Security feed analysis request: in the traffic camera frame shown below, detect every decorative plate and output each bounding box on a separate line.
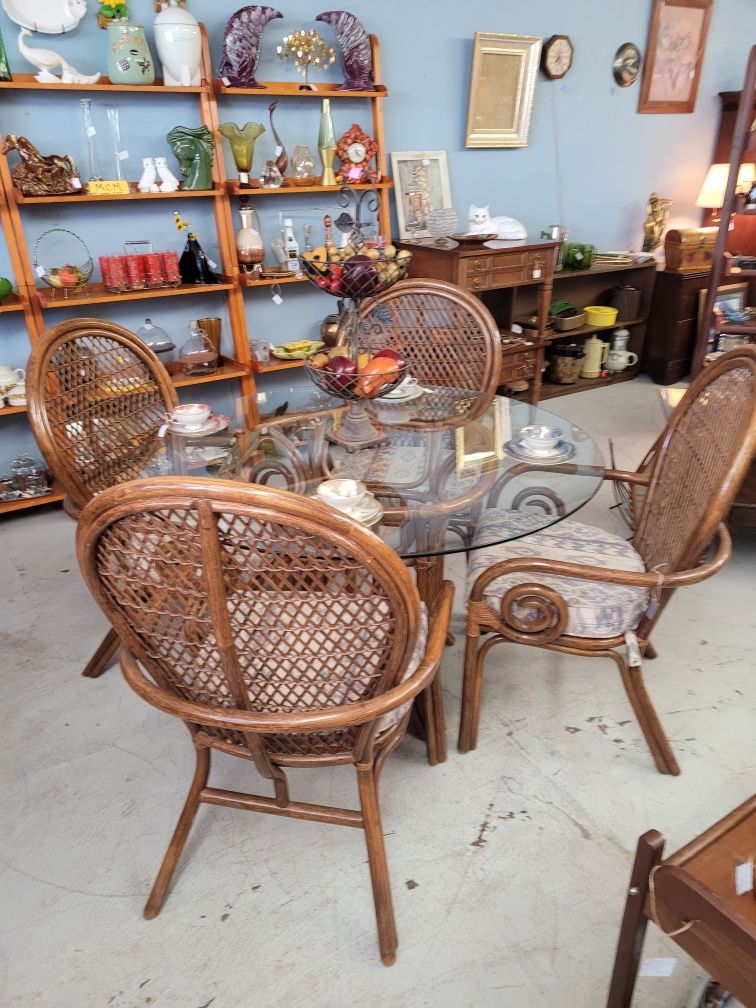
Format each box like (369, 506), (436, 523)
(270, 340), (325, 360)
(450, 233), (498, 243)
(504, 438), (576, 463)
(2, 0), (87, 33)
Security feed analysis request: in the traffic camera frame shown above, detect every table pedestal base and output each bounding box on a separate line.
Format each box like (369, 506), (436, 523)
(327, 402), (389, 453)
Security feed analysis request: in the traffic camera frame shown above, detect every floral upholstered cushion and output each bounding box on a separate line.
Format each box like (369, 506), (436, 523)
(466, 512), (649, 639)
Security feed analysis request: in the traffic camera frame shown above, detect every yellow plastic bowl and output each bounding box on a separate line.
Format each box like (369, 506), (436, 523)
(584, 305), (619, 327)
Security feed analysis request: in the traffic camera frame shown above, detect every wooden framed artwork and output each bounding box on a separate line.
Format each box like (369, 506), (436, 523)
(455, 400), (504, 478)
(465, 33), (541, 148)
(638, 0), (713, 114)
(390, 151), (452, 240)
(697, 281), (749, 343)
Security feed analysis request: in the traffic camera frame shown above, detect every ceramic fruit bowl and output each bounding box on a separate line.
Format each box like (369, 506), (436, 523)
(300, 245), (412, 300)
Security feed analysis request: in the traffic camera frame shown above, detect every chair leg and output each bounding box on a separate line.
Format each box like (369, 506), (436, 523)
(144, 746), (210, 920)
(614, 655), (680, 776)
(606, 830), (665, 1008)
(458, 632), (485, 753)
(644, 642), (658, 660)
(418, 682), (440, 766)
(82, 627), (119, 679)
(430, 667), (447, 764)
(356, 765), (398, 966)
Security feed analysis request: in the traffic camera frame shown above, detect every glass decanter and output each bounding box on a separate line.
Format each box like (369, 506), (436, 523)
(236, 200), (264, 272)
(291, 144), (316, 184)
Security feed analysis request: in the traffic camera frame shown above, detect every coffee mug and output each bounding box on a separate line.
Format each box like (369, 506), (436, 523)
(607, 350), (638, 373)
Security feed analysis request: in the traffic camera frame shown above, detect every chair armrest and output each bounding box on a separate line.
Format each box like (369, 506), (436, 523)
(120, 580), (455, 736)
(603, 468), (652, 487)
(469, 523), (731, 600)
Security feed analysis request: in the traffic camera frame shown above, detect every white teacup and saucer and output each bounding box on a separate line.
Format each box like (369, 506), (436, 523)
(315, 478), (383, 526)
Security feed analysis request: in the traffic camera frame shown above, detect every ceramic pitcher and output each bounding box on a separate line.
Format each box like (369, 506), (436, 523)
(607, 349), (639, 373)
(580, 335), (609, 378)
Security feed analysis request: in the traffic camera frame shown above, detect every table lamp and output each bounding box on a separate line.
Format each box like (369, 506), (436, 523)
(695, 162), (756, 221)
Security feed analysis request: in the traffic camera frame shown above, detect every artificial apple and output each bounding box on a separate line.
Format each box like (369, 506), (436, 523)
(325, 355), (357, 394)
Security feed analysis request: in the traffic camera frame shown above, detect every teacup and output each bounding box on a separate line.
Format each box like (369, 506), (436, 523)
(381, 375), (418, 398)
(5, 382), (26, 406)
(316, 478), (367, 512)
(519, 424), (562, 451)
(171, 403), (212, 430)
(0, 365), (25, 392)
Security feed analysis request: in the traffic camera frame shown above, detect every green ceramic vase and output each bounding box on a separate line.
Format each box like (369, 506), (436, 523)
(106, 20), (156, 86)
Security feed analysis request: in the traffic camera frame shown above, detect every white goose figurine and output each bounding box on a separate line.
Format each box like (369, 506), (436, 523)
(18, 27), (100, 84)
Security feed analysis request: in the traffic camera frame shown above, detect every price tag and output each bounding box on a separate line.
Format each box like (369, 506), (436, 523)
(348, 166), (362, 180)
(532, 267), (541, 278)
(239, 171), (249, 184)
(272, 292), (283, 306)
(87, 180), (131, 196)
(221, 76), (231, 88)
(157, 423), (168, 439)
(640, 958), (677, 978)
(274, 145), (283, 157)
(118, 150), (129, 161)
(86, 126), (96, 138)
(624, 631), (642, 668)
(206, 259), (218, 270)
(735, 861), (754, 896)
(35, 265), (46, 277)
(70, 177), (82, 190)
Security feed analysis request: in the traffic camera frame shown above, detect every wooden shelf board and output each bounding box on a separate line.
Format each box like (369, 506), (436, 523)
(0, 74), (207, 93)
(0, 402), (28, 416)
(170, 359), (248, 387)
(519, 318), (645, 343)
(0, 293), (24, 313)
(15, 188), (223, 204)
(215, 79), (387, 99)
(556, 260), (657, 278)
(227, 179), (393, 197)
(536, 371), (639, 400)
(36, 281), (234, 309)
(0, 486), (64, 516)
(240, 273), (308, 288)
(251, 357), (306, 373)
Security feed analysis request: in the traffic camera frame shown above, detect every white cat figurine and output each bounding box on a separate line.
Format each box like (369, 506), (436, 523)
(467, 204), (527, 241)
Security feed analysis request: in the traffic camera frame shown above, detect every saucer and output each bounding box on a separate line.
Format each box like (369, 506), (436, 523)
(504, 438), (576, 463)
(313, 492), (383, 527)
(377, 384), (424, 402)
(168, 414), (230, 437)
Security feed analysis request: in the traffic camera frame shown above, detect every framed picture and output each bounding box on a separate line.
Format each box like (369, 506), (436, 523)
(697, 282), (749, 345)
(455, 400), (504, 479)
(465, 33), (541, 148)
(638, 0), (713, 114)
(390, 150), (452, 240)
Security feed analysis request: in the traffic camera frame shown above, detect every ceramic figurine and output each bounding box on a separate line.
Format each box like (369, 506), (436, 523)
(642, 192), (673, 252)
(179, 232), (219, 285)
(467, 204), (527, 240)
(167, 125), (214, 190)
(106, 19), (155, 85)
(218, 6), (283, 89)
(17, 28), (100, 83)
(316, 10), (375, 91)
(153, 1), (202, 86)
(155, 156), (180, 191)
(268, 100), (288, 177)
(2, 135), (79, 196)
(0, 25), (12, 81)
(138, 156), (159, 192)
(219, 121), (265, 186)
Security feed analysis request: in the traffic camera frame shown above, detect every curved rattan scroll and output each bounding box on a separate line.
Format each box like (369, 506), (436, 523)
(76, 477), (424, 765)
(358, 279), (502, 422)
(27, 318), (179, 513)
(498, 582), (569, 644)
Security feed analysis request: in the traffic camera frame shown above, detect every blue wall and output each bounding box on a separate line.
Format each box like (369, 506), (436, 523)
(1, 0), (755, 464)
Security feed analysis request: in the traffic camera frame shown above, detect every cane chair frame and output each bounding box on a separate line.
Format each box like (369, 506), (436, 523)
(76, 477), (453, 965)
(459, 347), (756, 775)
(26, 318), (179, 678)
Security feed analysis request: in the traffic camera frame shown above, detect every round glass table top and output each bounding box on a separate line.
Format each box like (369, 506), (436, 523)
(149, 384), (605, 560)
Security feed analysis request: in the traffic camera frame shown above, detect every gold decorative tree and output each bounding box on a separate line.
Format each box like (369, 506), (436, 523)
(277, 29), (335, 90)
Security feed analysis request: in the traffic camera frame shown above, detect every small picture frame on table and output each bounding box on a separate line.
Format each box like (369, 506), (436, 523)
(638, 0), (713, 114)
(390, 150), (452, 241)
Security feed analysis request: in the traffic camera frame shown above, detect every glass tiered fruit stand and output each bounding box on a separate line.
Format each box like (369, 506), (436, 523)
(301, 187), (412, 450)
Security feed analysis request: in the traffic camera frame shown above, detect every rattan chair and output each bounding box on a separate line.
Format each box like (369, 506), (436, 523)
(76, 477), (453, 965)
(459, 347), (756, 775)
(359, 278), (503, 421)
(26, 318), (178, 677)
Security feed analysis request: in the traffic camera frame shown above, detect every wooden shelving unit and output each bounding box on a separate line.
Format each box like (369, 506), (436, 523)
(0, 28), (394, 518)
(0, 484), (65, 517)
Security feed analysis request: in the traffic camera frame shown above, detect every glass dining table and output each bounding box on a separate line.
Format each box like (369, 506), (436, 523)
(142, 381), (605, 761)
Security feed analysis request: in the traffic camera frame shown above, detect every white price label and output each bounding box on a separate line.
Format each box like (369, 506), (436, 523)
(86, 126), (96, 138)
(272, 292), (283, 306)
(157, 423), (168, 439)
(118, 150), (129, 160)
(70, 177), (82, 190)
(35, 265), (46, 277)
(640, 958), (677, 978)
(532, 267), (541, 278)
(735, 861), (754, 896)
(274, 145), (283, 157)
(239, 171), (249, 184)
(221, 76), (231, 88)
(206, 259), (218, 270)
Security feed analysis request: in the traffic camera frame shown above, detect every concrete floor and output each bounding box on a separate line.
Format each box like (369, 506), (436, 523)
(1, 377), (754, 1008)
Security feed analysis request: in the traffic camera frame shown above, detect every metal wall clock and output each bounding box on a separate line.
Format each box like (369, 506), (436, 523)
(613, 42), (642, 87)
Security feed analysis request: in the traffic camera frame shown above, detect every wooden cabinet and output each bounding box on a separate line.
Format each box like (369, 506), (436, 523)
(643, 269), (710, 384)
(400, 240), (657, 402)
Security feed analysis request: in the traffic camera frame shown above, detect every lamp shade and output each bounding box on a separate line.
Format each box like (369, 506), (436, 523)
(695, 162), (756, 208)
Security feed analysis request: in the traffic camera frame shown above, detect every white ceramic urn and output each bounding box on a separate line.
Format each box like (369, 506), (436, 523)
(153, 2), (202, 87)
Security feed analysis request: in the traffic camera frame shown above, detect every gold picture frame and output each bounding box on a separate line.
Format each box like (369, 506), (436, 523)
(638, 0), (713, 114)
(455, 400), (505, 479)
(465, 33), (542, 148)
